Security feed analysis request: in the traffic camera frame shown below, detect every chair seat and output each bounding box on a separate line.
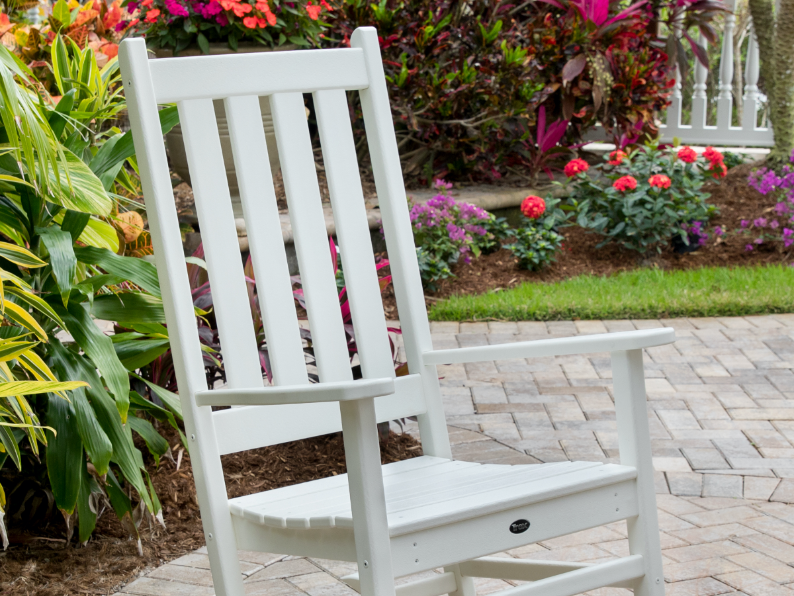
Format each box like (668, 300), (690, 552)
(229, 456), (637, 537)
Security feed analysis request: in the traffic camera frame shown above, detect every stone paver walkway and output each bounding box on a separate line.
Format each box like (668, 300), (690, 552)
(116, 315), (794, 596)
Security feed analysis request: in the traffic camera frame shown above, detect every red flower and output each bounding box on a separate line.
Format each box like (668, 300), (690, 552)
(677, 146), (697, 163)
(521, 195), (546, 219)
(144, 8), (160, 22)
(648, 174), (671, 189)
(711, 162), (727, 178)
(608, 150), (627, 166)
(704, 146), (724, 164)
(564, 158), (589, 178)
(613, 175), (637, 192)
(243, 14), (258, 27)
(101, 42), (119, 58)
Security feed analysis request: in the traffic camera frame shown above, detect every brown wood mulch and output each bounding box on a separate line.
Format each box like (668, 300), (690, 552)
(0, 428), (422, 596)
(379, 162), (793, 315)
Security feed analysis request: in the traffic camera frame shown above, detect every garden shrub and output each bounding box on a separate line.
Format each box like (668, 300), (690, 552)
(505, 195), (563, 270)
(566, 143), (720, 254)
(327, 0), (678, 182)
(408, 181), (496, 287)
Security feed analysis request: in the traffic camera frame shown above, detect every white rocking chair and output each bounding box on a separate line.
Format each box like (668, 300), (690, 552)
(119, 28), (674, 596)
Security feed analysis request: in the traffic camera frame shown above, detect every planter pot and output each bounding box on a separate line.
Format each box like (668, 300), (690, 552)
(153, 43), (295, 219)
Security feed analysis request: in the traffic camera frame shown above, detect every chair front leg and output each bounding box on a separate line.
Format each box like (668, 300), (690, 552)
(340, 398), (397, 596)
(612, 349), (665, 596)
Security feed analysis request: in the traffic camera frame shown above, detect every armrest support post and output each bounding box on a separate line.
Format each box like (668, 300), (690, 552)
(612, 349), (664, 595)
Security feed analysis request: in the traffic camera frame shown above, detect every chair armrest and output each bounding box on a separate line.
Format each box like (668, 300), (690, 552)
(423, 328), (675, 366)
(194, 377), (395, 407)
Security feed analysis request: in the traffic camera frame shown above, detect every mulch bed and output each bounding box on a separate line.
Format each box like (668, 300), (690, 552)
(380, 162), (792, 313)
(0, 427), (421, 596)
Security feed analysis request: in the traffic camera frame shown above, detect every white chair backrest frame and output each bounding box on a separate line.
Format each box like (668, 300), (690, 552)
(118, 28), (453, 466)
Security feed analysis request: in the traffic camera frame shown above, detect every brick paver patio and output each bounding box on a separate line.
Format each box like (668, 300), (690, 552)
(116, 315), (794, 596)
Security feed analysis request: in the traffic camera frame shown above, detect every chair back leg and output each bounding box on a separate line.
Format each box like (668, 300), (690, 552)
(446, 564), (477, 596)
(612, 349), (665, 596)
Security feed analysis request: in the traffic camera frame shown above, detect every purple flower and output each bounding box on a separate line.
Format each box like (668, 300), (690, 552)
(754, 218), (768, 228)
(740, 220), (749, 228)
(714, 226), (724, 236)
(771, 220), (780, 229)
(746, 244), (754, 251)
(754, 237), (764, 244)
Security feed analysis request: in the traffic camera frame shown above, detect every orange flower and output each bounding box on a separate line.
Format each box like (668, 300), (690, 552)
(320, 0), (332, 9)
(142, 0), (154, 7)
(0, 13), (9, 27)
(306, 2), (321, 19)
(232, 2), (251, 16)
(103, 0), (123, 30)
(703, 146), (724, 164)
(711, 162), (727, 178)
(219, 0), (236, 9)
(243, 14), (258, 26)
(520, 195), (546, 219)
(144, 8), (160, 21)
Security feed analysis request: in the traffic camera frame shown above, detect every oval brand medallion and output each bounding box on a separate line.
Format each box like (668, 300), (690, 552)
(509, 519), (530, 534)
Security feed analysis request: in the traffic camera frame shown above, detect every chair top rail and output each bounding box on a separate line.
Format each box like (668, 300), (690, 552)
(195, 376), (395, 407)
(148, 48), (369, 103)
(424, 328), (675, 366)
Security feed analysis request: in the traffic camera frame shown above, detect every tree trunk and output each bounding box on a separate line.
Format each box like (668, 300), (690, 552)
(772, 0), (794, 161)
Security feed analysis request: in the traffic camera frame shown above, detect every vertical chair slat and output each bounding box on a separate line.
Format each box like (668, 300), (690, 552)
(270, 92), (351, 383)
(224, 95), (308, 387)
(313, 89), (394, 381)
(178, 98), (263, 389)
(351, 28), (452, 459)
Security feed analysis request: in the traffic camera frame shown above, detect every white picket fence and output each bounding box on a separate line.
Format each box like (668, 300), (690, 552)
(661, 0), (773, 147)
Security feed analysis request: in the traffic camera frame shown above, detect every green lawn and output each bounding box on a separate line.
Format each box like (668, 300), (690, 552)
(429, 265), (794, 321)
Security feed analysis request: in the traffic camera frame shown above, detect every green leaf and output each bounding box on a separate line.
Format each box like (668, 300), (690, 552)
(88, 107), (179, 181)
(129, 390), (180, 434)
(61, 209), (91, 244)
(68, 348), (153, 513)
(76, 459), (99, 543)
(49, 149), (113, 217)
(45, 394), (82, 514)
(131, 373), (182, 418)
(37, 226), (76, 305)
(91, 293), (166, 325)
(197, 32), (209, 54)
(0, 341), (39, 362)
(55, 302), (130, 419)
(47, 340), (113, 474)
(105, 467), (137, 537)
(48, 89), (76, 140)
(75, 247), (160, 296)
(51, 33), (72, 92)
(0, 424), (20, 471)
(113, 337), (170, 370)
(0, 379), (88, 397)
(78, 218), (119, 252)
(0, 242), (46, 268)
(128, 416), (169, 464)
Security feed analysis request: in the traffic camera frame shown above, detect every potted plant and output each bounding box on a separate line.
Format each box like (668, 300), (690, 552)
(125, 0), (330, 218)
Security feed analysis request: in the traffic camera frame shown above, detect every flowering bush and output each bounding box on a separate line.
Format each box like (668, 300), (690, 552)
(128, 0), (329, 52)
(410, 181), (495, 287)
(738, 151), (794, 253)
(507, 195), (564, 270)
(565, 143), (717, 254)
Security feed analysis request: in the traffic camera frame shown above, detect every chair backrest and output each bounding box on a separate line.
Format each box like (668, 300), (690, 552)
(119, 28), (452, 460)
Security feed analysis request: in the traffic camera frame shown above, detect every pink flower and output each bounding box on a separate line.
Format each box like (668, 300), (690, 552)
(677, 146), (697, 163)
(613, 175), (638, 192)
(521, 195), (546, 219)
(164, 0), (189, 16)
(564, 158), (589, 177)
(648, 174), (671, 189)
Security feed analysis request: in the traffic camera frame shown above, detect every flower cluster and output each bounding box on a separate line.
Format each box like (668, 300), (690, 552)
(740, 150), (794, 255)
(649, 174), (671, 189)
(613, 175), (637, 192)
(608, 150), (627, 166)
(130, 0), (328, 52)
(681, 221), (709, 248)
(703, 146), (727, 178)
(521, 196), (546, 219)
(410, 180), (496, 287)
(564, 158), (590, 178)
